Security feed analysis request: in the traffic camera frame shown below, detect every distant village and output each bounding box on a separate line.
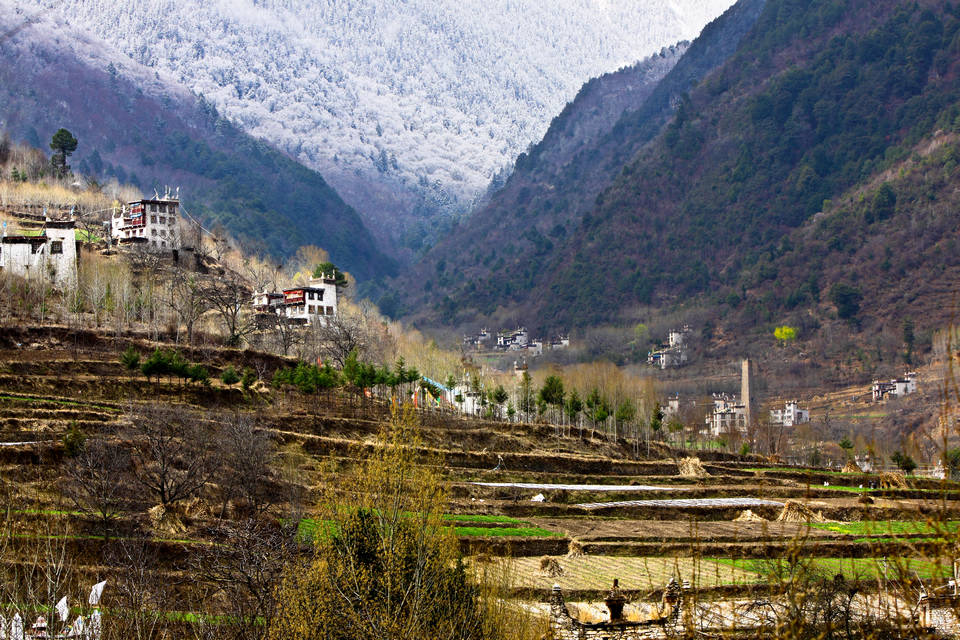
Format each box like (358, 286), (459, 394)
(462, 326), (569, 357)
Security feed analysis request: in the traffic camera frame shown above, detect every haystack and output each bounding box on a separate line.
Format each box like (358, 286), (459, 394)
(734, 509), (767, 522)
(775, 500), (826, 523)
(842, 460), (862, 474)
(148, 504), (187, 534)
(566, 539), (584, 558)
(181, 496), (211, 519)
(678, 457), (709, 478)
(879, 472), (908, 489)
(540, 556), (565, 577)
(857, 494), (875, 505)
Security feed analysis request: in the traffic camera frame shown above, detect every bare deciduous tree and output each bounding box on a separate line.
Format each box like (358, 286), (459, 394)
(165, 266), (210, 344)
(193, 519), (297, 640)
(62, 439), (132, 539)
(126, 404), (218, 510)
(215, 413), (276, 519)
(203, 271), (254, 346)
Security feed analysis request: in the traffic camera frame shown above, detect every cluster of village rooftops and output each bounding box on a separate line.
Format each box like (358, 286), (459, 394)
(463, 326), (569, 356)
(0, 192), (339, 327)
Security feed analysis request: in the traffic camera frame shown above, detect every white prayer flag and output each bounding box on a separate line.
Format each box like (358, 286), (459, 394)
(88, 610), (101, 640)
(9, 615), (22, 640)
(70, 616), (84, 638)
(0, 614), (7, 640)
(56, 596), (69, 622)
(88, 580), (107, 606)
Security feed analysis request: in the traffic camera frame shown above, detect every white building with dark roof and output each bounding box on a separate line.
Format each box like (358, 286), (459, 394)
(0, 218), (77, 288)
(111, 195), (180, 251)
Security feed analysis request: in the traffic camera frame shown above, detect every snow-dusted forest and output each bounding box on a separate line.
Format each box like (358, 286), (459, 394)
(16, 0), (733, 250)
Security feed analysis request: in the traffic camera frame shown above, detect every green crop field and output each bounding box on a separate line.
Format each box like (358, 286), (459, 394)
(442, 514), (527, 524)
(454, 526), (562, 538)
(713, 556), (952, 581)
(809, 521), (960, 536)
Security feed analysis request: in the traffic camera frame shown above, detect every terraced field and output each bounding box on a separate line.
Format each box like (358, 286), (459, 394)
(3, 325), (960, 629)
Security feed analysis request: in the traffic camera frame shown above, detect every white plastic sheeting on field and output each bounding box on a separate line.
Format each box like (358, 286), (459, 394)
(576, 497), (784, 510)
(470, 482), (683, 492)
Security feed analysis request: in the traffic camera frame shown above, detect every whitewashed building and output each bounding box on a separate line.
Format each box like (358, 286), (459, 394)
(872, 372), (918, 402)
(770, 401), (810, 427)
(0, 218), (77, 288)
(648, 325), (691, 369)
(706, 393), (747, 436)
(111, 195), (180, 251)
(279, 275), (338, 326)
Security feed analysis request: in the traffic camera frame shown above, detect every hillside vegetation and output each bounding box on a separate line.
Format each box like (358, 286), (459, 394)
(389, 0), (767, 321)
(402, 0), (960, 346)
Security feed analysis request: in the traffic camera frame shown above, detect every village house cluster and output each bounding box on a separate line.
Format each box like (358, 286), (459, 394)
(251, 274), (339, 327)
(647, 326), (691, 369)
(462, 326), (569, 357)
(872, 372), (918, 402)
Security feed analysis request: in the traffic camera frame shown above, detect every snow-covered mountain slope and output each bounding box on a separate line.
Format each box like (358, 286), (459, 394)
(20, 0), (734, 257)
(0, 3), (395, 279)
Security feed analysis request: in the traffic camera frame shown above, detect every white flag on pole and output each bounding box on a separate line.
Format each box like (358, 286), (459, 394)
(88, 610), (101, 640)
(88, 581), (107, 606)
(56, 597), (69, 622)
(70, 616), (84, 638)
(9, 615), (22, 640)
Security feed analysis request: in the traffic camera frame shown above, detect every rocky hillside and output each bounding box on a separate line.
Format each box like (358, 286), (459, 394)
(0, 4), (394, 280)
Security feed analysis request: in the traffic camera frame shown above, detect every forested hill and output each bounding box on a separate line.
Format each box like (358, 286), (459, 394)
(400, 0), (960, 335)
(388, 0), (766, 322)
(0, 6), (395, 280)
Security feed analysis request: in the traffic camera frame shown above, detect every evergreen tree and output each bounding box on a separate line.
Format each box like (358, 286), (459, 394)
(49, 128), (78, 177)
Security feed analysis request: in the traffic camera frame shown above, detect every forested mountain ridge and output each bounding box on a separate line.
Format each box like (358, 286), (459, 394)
(21, 0), (735, 261)
(389, 0), (767, 322)
(398, 0), (960, 340)
(544, 0), (960, 329)
(0, 4), (394, 279)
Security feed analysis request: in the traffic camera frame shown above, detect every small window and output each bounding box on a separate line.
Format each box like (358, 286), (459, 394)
(150, 215), (157, 224)
(50, 241), (63, 254)
(152, 229), (157, 236)
(326, 306), (333, 315)
(31, 243), (38, 254)
(159, 204), (167, 213)
(151, 204), (158, 212)
(317, 290), (324, 300)
(161, 241), (166, 248)
(159, 217), (165, 225)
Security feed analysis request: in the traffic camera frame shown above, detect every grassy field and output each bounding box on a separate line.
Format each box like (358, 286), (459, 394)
(297, 517), (559, 540)
(442, 514), (527, 524)
(713, 556), (952, 581)
(809, 520), (960, 536)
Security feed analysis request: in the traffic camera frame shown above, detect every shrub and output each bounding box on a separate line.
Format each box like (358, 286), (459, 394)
(240, 367), (257, 391)
(62, 422), (86, 458)
(120, 346), (140, 371)
(220, 366), (241, 386)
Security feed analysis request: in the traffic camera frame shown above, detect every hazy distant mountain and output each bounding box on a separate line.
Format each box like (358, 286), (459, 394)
(0, 3), (394, 279)
(21, 0), (734, 258)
